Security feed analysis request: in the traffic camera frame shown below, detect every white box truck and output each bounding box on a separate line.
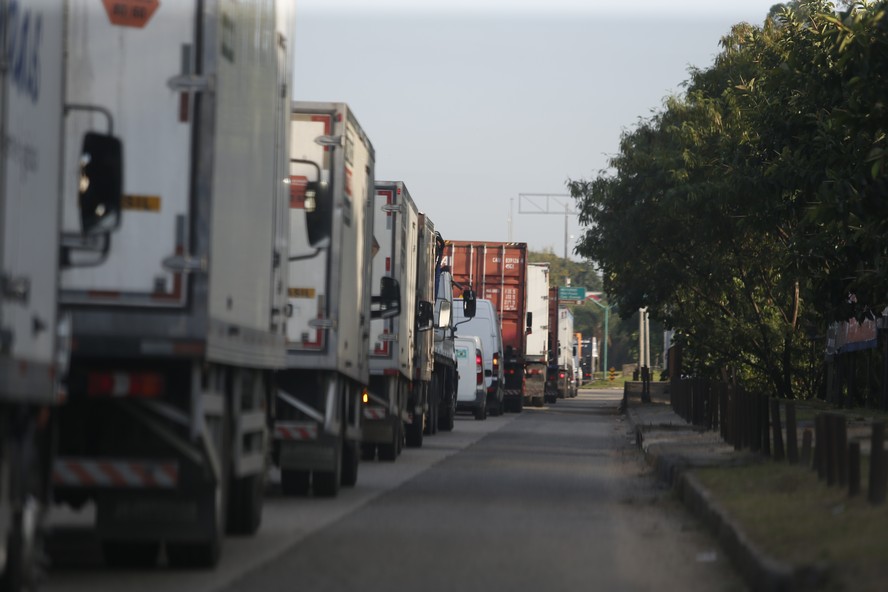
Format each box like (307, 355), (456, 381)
(1, 2), (123, 586)
(54, 1), (294, 568)
(363, 181), (422, 457)
(274, 102), (377, 496)
(414, 214), (438, 435)
(524, 263), (550, 407)
(557, 307), (576, 398)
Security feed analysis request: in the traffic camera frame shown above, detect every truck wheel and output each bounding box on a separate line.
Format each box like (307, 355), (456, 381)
(405, 412), (424, 448)
(438, 405), (454, 431)
(360, 443), (376, 461)
(312, 436), (342, 497)
(474, 404), (487, 421)
(532, 396), (544, 408)
(341, 439), (359, 487)
(515, 397), (524, 413)
(226, 472), (264, 535)
(1, 412), (46, 591)
(378, 424), (399, 461)
(280, 470), (310, 495)
(102, 541), (160, 568)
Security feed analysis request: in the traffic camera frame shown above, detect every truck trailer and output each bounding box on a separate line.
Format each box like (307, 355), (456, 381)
(274, 101), (377, 496)
(362, 181), (425, 457)
(444, 241), (529, 413)
(53, 1), (295, 568)
(1, 2), (123, 585)
(524, 263), (550, 407)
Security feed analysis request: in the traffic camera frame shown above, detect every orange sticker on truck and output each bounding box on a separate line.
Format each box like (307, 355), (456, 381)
(102, 0), (159, 29)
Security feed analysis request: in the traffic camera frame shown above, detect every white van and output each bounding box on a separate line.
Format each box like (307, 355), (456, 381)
(454, 299), (505, 415)
(455, 336), (487, 420)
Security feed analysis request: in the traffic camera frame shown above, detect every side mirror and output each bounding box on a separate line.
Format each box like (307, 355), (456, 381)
(79, 132), (122, 236)
(462, 288), (476, 318)
(371, 276), (401, 320)
(417, 300), (434, 330)
(437, 299), (452, 329)
(291, 159), (331, 247)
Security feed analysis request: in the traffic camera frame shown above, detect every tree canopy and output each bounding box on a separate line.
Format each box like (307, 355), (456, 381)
(569, 1), (888, 398)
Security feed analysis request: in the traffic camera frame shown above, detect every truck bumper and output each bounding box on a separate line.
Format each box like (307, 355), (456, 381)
(277, 432), (339, 472)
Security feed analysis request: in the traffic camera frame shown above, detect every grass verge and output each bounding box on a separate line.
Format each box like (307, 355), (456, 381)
(694, 461), (888, 591)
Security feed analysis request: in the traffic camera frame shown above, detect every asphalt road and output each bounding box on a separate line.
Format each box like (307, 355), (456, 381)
(44, 390), (746, 592)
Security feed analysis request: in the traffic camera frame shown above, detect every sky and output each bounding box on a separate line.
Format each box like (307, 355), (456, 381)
(293, 1), (782, 260)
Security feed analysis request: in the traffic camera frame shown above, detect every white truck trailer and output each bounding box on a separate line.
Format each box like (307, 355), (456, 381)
(53, 1), (294, 568)
(274, 102), (378, 496)
(414, 214), (438, 436)
(363, 181), (422, 457)
(524, 263), (550, 407)
(1, 2), (122, 586)
(557, 307), (576, 398)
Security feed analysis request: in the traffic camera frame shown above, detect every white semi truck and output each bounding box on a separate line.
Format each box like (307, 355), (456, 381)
(524, 263), (550, 407)
(53, 1), (294, 568)
(1, 2), (122, 586)
(274, 102), (379, 496)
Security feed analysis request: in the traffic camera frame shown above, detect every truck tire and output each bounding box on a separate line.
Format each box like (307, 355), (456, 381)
(360, 443), (376, 461)
(166, 485), (224, 567)
(378, 423), (399, 461)
(532, 396), (544, 408)
(312, 437), (342, 497)
(341, 439), (359, 487)
(102, 541), (160, 568)
(281, 470), (310, 495)
(405, 412), (424, 448)
(226, 472), (264, 535)
(515, 396), (524, 413)
(438, 404), (454, 431)
(474, 404), (487, 421)
(0, 410), (46, 591)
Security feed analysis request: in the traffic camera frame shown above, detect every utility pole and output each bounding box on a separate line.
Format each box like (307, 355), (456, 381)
(587, 296), (611, 380)
(517, 193), (578, 260)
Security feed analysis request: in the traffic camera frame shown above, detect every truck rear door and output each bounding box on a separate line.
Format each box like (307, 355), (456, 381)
(60, 2), (196, 308)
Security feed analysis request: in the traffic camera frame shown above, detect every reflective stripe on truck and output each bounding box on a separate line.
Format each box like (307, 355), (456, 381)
(52, 459), (179, 489)
(274, 422), (319, 441)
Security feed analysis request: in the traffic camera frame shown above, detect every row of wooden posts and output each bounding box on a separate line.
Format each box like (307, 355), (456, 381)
(669, 379), (888, 505)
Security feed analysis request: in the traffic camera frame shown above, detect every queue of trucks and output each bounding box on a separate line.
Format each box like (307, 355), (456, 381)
(0, 2), (580, 588)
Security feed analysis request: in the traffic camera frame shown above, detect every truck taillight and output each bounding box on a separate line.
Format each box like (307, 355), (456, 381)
(362, 390), (369, 404)
(559, 372), (565, 379)
(476, 350), (483, 385)
(492, 352), (500, 370)
(87, 371), (164, 398)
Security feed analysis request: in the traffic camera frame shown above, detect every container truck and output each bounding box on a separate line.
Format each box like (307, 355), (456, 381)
(444, 241), (528, 412)
(274, 102), (379, 496)
(53, 1), (295, 568)
(362, 181), (427, 458)
(524, 263), (550, 407)
(1, 3), (123, 585)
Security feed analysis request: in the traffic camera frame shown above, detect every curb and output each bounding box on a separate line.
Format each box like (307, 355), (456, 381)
(633, 419), (829, 592)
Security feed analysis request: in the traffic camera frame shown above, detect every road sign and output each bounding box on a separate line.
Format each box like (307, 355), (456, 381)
(558, 286), (586, 301)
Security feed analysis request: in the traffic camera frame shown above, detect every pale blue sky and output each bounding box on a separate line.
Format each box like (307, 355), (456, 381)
(293, 2), (782, 260)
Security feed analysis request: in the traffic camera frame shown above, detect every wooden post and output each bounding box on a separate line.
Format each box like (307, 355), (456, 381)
(826, 414), (837, 486)
(849, 441), (861, 497)
(801, 429), (813, 468)
(770, 398), (785, 462)
(836, 414), (848, 488)
(785, 401), (798, 464)
(869, 422), (886, 505)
